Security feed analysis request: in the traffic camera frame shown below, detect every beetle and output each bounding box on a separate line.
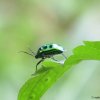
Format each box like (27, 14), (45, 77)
(21, 44), (66, 72)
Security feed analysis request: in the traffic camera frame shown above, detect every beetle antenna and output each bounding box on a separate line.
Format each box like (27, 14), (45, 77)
(19, 51), (34, 57)
(28, 48), (36, 56)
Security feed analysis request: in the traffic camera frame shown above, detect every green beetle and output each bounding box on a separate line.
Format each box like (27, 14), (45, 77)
(21, 44), (66, 71)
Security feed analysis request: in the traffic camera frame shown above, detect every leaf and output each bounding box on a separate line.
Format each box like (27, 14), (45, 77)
(84, 41), (100, 49)
(18, 60), (64, 100)
(18, 41), (100, 100)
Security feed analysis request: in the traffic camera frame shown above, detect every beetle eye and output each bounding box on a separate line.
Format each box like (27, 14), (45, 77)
(49, 45), (52, 48)
(39, 48), (42, 50)
(43, 46), (47, 49)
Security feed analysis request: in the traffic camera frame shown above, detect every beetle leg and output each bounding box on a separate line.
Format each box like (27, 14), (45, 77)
(36, 58), (45, 71)
(62, 53), (67, 59)
(51, 56), (58, 61)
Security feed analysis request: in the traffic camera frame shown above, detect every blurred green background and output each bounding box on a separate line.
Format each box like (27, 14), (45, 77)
(0, 0), (100, 100)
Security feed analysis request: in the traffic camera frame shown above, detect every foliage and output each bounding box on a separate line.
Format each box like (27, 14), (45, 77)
(18, 41), (100, 100)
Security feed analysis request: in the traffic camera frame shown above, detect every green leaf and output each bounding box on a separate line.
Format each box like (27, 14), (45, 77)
(84, 41), (100, 49)
(18, 60), (64, 100)
(18, 41), (100, 100)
